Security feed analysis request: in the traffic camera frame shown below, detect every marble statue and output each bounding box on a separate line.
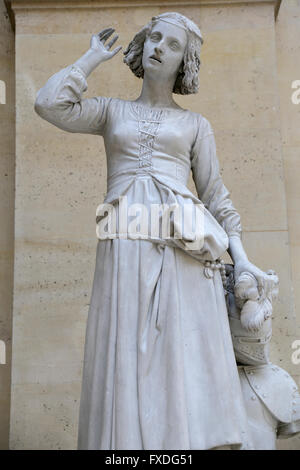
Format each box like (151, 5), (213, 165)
(225, 264), (300, 450)
(34, 12), (280, 450)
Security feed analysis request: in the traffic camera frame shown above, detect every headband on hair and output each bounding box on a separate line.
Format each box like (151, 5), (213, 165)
(152, 17), (188, 33)
(151, 13), (204, 44)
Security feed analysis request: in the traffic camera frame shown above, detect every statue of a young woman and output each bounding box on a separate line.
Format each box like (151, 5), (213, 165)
(34, 12), (274, 450)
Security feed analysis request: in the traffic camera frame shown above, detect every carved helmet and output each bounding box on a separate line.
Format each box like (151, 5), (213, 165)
(225, 264), (274, 366)
(229, 315), (272, 366)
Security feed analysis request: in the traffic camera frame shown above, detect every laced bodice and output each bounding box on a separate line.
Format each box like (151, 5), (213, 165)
(34, 64), (242, 261)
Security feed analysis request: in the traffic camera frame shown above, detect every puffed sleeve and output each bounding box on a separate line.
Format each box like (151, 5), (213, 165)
(191, 115), (242, 238)
(34, 64), (110, 135)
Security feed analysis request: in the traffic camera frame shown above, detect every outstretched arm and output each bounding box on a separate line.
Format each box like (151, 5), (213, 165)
(191, 116), (242, 240)
(191, 116), (277, 298)
(73, 27), (122, 77)
(34, 28), (122, 135)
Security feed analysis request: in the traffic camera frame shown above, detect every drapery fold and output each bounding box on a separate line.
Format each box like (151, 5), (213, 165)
(34, 63), (251, 450)
(77, 239), (251, 449)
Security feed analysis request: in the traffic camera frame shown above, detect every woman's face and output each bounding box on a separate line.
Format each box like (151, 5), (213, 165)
(142, 20), (188, 80)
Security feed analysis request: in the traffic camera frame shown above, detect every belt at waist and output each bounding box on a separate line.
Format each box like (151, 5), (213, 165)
(107, 164), (189, 192)
(106, 167), (198, 205)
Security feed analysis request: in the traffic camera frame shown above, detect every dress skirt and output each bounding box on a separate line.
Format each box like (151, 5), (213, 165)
(77, 238), (250, 450)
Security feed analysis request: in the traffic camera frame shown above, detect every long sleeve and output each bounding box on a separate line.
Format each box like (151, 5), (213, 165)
(191, 116), (242, 238)
(34, 64), (110, 135)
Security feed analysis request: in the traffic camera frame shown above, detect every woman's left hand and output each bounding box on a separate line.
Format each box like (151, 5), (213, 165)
(234, 259), (278, 301)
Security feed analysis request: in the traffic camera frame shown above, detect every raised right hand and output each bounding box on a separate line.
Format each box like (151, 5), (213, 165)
(89, 28), (122, 63)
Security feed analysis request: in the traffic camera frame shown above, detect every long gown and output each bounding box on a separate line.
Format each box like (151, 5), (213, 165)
(35, 63), (252, 450)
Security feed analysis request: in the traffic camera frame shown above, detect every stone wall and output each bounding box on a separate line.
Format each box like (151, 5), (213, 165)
(276, 0), (300, 450)
(6, 0), (300, 450)
(0, 0), (14, 450)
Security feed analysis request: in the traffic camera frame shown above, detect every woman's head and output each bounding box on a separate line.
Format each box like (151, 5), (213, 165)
(123, 12), (203, 95)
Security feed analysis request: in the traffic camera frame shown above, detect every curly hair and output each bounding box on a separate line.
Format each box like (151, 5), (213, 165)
(123, 12), (204, 95)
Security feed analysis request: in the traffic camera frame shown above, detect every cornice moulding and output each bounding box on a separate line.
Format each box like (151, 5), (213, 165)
(9, 0), (283, 10)
(5, 0), (282, 32)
